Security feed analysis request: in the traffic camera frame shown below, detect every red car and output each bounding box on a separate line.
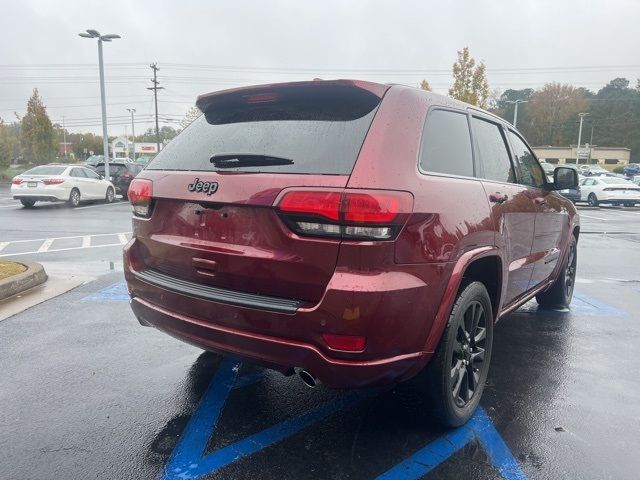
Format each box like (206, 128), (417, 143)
(124, 80), (579, 426)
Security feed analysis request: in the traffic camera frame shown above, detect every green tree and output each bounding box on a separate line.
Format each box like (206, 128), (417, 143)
(21, 89), (56, 164)
(0, 120), (14, 168)
(180, 106), (202, 129)
(136, 126), (179, 143)
(448, 47), (489, 108)
(587, 78), (640, 162)
(419, 80), (432, 92)
(526, 83), (588, 146)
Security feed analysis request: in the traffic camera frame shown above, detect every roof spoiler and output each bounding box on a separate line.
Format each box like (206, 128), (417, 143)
(195, 80), (389, 125)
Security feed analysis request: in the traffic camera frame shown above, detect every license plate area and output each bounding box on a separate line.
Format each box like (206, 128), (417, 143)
(28, 182), (37, 188)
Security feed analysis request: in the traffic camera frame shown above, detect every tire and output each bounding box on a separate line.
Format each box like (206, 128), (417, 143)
(105, 187), (115, 204)
(398, 281), (493, 427)
(68, 188), (81, 208)
(536, 235), (577, 309)
(587, 193), (599, 207)
(20, 199), (36, 208)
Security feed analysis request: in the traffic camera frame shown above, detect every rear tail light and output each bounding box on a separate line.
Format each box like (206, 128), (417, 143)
(43, 178), (64, 185)
(128, 178), (153, 218)
(276, 189), (413, 241)
(11, 178), (23, 185)
(322, 333), (366, 352)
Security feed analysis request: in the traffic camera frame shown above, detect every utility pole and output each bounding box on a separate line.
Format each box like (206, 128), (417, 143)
(147, 63), (164, 153)
(505, 99), (529, 128)
(127, 108), (136, 161)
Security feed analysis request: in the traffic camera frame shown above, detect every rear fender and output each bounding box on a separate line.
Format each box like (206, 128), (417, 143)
(422, 246), (502, 353)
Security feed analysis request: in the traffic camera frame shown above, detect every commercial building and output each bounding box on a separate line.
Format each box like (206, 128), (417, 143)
(111, 137), (159, 160)
(533, 145), (631, 170)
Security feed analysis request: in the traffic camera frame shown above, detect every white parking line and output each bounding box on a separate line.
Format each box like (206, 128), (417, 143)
(5, 232), (132, 244)
(37, 238), (55, 253)
(0, 242), (125, 258)
(0, 242), (8, 253)
(580, 214), (608, 221)
(82, 236), (91, 248)
(118, 233), (128, 244)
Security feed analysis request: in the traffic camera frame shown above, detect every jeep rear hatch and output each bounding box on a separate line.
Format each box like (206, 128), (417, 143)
(133, 80), (388, 303)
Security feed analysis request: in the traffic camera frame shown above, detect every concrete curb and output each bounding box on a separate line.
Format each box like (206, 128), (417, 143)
(0, 261), (48, 301)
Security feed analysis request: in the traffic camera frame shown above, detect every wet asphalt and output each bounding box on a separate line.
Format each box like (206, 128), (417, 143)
(1, 185), (640, 480)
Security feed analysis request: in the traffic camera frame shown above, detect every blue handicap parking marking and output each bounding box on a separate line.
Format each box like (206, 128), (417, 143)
(160, 359), (528, 480)
(82, 281), (129, 302)
(517, 290), (626, 317)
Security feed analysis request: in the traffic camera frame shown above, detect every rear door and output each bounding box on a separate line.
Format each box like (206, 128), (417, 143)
(135, 81), (386, 302)
(507, 130), (568, 290)
(471, 115), (537, 306)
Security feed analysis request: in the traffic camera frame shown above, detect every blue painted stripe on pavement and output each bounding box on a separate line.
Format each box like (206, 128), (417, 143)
(187, 389), (376, 478)
(375, 424), (475, 479)
(517, 290), (625, 317)
(160, 358), (239, 480)
(474, 408), (528, 480)
(231, 371), (267, 390)
(82, 281), (129, 302)
(375, 407), (528, 480)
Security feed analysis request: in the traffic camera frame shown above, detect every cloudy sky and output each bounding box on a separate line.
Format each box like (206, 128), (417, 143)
(1, 0), (639, 134)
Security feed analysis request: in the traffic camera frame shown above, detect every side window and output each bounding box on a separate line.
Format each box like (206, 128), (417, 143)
(471, 117), (515, 183)
(84, 168), (100, 180)
(71, 168), (86, 178)
(419, 109), (474, 177)
(508, 131), (545, 188)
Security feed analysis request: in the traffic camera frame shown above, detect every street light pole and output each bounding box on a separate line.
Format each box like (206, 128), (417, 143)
(96, 38), (110, 178)
(505, 99), (529, 128)
(78, 29), (121, 180)
(127, 108), (136, 161)
(576, 112), (589, 158)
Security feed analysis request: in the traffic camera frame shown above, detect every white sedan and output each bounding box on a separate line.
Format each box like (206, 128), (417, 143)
(580, 176), (640, 207)
(11, 164), (115, 208)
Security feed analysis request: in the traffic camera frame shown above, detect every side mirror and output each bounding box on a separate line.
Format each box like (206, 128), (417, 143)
(552, 167), (578, 190)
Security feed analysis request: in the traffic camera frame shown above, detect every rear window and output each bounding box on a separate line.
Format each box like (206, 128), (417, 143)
(24, 166), (66, 175)
(147, 85), (381, 175)
(419, 109), (473, 177)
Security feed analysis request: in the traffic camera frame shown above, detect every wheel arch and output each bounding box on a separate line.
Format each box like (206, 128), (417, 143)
(422, 247), (503, 353)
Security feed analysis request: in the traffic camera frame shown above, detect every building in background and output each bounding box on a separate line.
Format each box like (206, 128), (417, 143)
(533, 145), (631, 170)
(110, 137), (159, 160)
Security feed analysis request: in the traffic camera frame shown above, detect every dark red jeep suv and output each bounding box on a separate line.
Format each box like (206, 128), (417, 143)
(124, 80), (579, 426)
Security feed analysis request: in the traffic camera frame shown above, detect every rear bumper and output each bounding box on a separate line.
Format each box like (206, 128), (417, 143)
(130, 295), (428, 388)
(124, 240), (445, 388)
(11, 186), (69, 201)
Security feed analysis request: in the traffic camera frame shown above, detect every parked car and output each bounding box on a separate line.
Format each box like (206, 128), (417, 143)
(583, 165), (609, 176)
(623, 163), (640, 177)
(123, 80), (579, 427)
(84, 155), (104, 168)
(557, 185), (581, 203)
(539, 161), (554, 176)
(94, 161), (143, 200)
(580, 176), (640, 206)
(11, 164), (115, 208)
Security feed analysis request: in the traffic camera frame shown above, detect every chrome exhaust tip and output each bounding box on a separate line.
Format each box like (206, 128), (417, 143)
(297, 369), (317, 388)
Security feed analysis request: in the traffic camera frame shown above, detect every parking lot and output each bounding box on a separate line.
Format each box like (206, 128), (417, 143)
(1, 184), (640, 480)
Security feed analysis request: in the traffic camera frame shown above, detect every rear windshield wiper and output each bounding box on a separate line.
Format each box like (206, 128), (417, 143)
(210, 154), (294, 169)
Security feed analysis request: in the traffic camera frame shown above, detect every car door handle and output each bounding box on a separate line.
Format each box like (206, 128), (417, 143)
(534, 197), (546, 205)
(489, 193), (508, 204)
